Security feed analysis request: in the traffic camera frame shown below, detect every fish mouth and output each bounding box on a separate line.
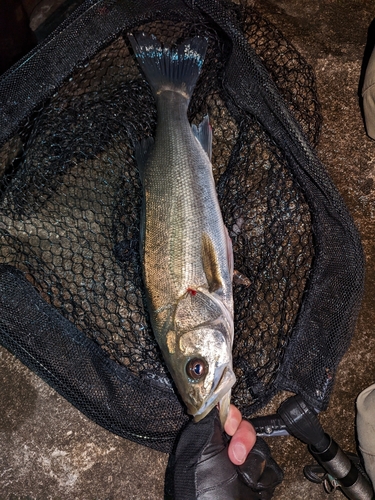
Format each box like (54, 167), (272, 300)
(192, 365), (235, 423)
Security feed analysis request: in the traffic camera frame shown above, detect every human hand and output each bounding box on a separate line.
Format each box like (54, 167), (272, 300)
(167, 405), (283, 500)
(224, 403), (257, 465)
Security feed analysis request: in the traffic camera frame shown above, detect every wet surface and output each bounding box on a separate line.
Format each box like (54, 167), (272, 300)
(1, 0), (375, 498)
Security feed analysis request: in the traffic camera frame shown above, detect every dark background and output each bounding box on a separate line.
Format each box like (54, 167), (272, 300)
(0, 0), (374, 498)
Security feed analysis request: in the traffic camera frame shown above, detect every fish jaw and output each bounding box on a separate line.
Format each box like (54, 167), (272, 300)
(192, 367), (235, 424)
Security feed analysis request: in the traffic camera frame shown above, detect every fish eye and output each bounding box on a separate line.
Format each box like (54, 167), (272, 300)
(186, 358), (207, 381)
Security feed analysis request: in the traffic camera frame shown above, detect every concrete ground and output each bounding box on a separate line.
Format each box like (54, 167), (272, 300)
(1, 0), (375, 498)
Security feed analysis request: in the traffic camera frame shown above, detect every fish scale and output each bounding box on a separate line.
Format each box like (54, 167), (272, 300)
(144, 91), (229, 308)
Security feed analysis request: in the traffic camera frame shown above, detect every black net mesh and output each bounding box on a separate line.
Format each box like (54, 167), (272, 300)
(0, 0), (364, 453)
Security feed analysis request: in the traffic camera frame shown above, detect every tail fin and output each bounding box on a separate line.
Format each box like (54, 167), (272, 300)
(128, 32), (208, 100)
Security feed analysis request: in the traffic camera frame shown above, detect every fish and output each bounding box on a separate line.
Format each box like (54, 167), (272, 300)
(128, 32), (235, 423)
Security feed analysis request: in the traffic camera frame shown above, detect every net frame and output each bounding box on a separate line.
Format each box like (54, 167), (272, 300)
(0, 0), (364, 452)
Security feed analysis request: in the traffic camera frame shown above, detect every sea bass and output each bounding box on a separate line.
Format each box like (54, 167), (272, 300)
(128, 33), (235, 422)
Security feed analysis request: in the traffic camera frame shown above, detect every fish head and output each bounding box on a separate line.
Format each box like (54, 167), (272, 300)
(165, 304), (235, 424)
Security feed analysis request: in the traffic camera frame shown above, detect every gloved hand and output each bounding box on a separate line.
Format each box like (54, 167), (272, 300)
(165, 407), (283, 500)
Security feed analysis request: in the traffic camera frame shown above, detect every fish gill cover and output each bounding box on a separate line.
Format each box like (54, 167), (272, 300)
(0, 0), (364, 452)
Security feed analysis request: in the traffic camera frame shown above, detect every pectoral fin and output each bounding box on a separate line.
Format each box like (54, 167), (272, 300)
(201, 233), (224, 293)
(233, 269), (251, 287)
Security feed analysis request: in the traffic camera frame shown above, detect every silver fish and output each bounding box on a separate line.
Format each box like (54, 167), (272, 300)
(128, 32), (235, 422)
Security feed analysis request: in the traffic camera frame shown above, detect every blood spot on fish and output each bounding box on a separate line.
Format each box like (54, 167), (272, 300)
(187, 288), (197, 296)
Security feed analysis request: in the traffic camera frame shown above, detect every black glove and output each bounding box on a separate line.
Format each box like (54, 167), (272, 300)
(165, 407), (283, 500)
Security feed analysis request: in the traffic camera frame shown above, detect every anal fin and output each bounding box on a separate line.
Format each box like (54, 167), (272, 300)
(134, 136), (154, 183)
(192, 115), (212, 160)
